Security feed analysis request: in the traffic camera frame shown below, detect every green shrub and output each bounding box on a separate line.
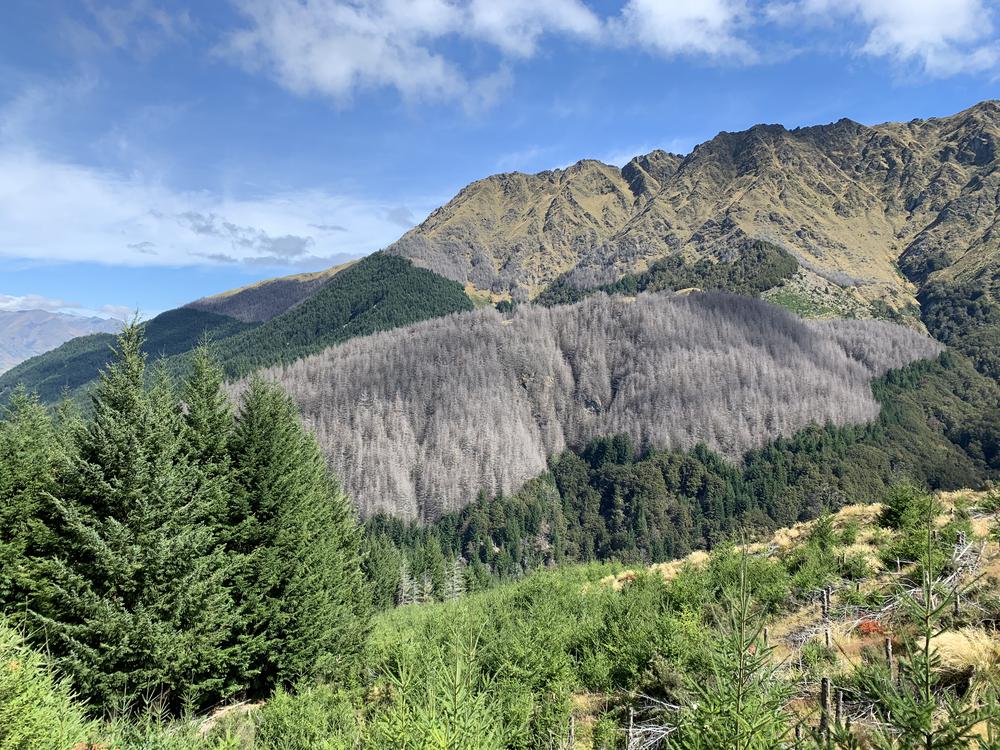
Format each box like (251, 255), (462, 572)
(879, 481), (941, 530)
(839, 519), (860, 546)
(367, 636), (518, 750)
(255, 684), (358, 750)
(0, 621), (95, 750)
(591, 714), (622, 750)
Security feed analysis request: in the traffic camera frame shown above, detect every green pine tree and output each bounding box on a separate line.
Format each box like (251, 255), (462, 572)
(34, 323), (239, 714)
(0, 387), (69, 615)
(228, 377), (371, 695)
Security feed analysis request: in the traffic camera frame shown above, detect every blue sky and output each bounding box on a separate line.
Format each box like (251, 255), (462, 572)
(1, 0), (999, 318)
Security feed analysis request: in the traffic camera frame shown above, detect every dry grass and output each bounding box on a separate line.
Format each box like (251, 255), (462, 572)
(932, 628), (1000, 700)
(598, 550), (709, 590)
(972, 517), (995, 540)
(199, 261), (355, 302)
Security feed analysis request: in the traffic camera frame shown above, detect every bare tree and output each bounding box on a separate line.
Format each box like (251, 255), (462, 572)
(235, 292), (941, 521)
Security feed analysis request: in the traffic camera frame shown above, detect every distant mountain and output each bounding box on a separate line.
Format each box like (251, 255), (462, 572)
(0, 254), (472, 403)
(388, 101), (1000, 324)
(0, 310), (120, 375)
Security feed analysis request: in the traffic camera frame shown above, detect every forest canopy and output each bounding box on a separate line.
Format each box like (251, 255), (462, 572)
(246, 291), (942, 521)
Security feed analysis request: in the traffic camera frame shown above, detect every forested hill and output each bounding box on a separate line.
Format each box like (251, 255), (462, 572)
(184, 260), (356, 322)
(245, 291), (941, 520)
(0, 254), (473, 403)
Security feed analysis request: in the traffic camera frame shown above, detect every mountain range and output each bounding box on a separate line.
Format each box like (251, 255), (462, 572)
(3, 100), (1000, 520)
(0, 310), (120, 375)
(390, 100), (1000, 308)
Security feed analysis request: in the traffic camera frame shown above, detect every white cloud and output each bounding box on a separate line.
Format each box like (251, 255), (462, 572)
(223, 0), (998, 109)
(466, 0), (603, 56)
(224, 0), (602, 107)
(778, 0), (999, 76)
(98, 304), (134, 319)
(0, 149), (435, 269)
(61, 0), (194, 61)
(0, 294), (80, 312)
(614, 0), (756, 60)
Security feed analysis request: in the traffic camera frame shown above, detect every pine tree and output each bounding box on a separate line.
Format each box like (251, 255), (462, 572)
(0, 387), (67, 614)
(397, 558), (415, 607)
(443, 558), (466, 602)
(363, 533), (404, 611)
(34, 323), (239, 714)
(228, 377), (370, 695)
(670, 548), (794, 749)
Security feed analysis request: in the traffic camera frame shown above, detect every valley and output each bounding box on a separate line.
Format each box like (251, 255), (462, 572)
(4, 98), (1000, 749)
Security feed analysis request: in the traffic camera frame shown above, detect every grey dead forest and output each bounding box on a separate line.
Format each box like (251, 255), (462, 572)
(240, 292), (942, 520)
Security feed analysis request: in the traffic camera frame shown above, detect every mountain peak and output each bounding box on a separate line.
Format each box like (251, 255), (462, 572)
(386, 100), (1000, 317)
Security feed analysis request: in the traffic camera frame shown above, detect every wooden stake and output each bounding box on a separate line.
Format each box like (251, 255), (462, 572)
(568, 714), (575, 748)
(884, 637), (894, 679)
(825, 627), (831, 649)
(819, 676), (830, 737)
(954, 590), (961, 618)
(835, 688), (844, 725)
(763, 626), (769, 647)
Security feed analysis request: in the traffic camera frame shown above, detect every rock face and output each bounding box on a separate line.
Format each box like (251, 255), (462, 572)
(0, 310), (120, 375)
(387, 101), (1000, 312)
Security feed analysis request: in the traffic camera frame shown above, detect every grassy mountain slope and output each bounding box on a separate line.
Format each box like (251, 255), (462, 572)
(388, 101), (1000, 329)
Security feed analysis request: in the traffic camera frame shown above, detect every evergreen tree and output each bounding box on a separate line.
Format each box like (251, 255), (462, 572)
(33, 323), (239, 713)
(0, 387), (67, 614)
(397, 558), (416, 607)
(443, 558), (466, 601)
(228, 377), (370, 695)
(363, 533), (403, 611)
(670, 549), (794, 749)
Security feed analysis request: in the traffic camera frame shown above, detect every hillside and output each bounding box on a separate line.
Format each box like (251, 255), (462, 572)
(0, 308), (254, 403)
(247, 291), (941, 520)
(195, 252), (473, 378)
(0, 310), (119, 374)
(367, 351), (1000, 582)
(387, 101), (1000, 331)
(184, 260), (356, 322)
(0, 254), (472, 402)
(10, 483), (999, 749)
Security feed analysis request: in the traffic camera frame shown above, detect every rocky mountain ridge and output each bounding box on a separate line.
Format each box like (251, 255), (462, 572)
(387, 101), (1000, 319)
